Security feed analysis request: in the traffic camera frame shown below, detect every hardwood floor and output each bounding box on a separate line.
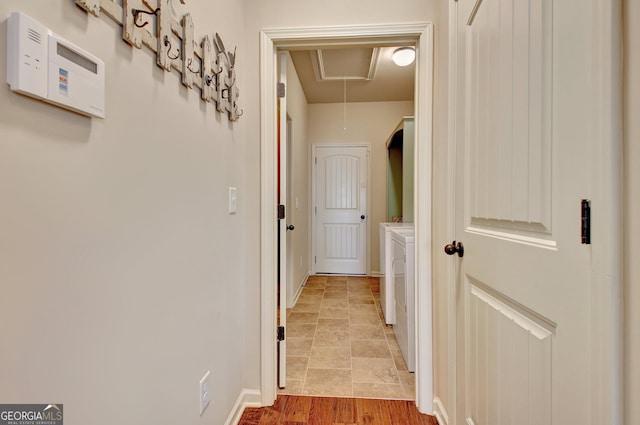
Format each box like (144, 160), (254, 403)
(238, 395), (438, 425)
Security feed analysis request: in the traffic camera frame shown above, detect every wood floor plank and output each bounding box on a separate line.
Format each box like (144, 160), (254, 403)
(282, 395), (312, 423)
(239, 407), (264, 425)
(355, 398), (383, 424)
(240, 395), (437, 425)
(332, 397), (358, 423)
(395, 400), (422, 425)
(376, 400), (396, 425)
(259, 405), (282, 425)
(308, 397), (335, 425)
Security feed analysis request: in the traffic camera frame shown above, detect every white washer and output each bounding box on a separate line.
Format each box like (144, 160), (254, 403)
(379, 222), (413, 324)
(390, 227), (415, 372)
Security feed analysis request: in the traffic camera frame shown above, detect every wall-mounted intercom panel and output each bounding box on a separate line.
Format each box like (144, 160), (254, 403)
(6, 12), (105, 118)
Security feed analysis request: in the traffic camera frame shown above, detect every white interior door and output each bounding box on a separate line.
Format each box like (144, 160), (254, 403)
(286, 118), (295, 308)
(451, 0), (605, 423)
(313, 145), (368, 275)
(277, 52), (287, 389)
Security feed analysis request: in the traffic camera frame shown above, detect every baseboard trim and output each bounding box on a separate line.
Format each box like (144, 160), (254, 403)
(286, 273), (309, 308)
(433, 397), (449, 425)
(224, 389), (262, 425)
(293, 274), (308, 305)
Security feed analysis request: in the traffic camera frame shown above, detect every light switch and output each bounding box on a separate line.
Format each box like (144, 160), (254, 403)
(199, 371), (211, 415)
(228, 187), (237, 214)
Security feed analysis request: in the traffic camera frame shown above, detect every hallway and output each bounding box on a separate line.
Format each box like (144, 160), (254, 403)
(280, 275), (414, 399)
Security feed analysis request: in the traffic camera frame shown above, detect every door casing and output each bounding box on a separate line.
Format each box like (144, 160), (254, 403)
(259, 23), (434, 413)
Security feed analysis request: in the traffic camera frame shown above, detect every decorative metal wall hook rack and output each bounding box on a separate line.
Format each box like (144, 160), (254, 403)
(74, 0), (242, 121)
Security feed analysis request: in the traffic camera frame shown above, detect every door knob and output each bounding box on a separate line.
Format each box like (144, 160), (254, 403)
(444, 240), (464, 257)
(287, 225), (295, 231)
(361, 215), (366, 220)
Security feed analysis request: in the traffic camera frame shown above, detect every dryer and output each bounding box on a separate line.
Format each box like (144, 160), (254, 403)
(379, 222), (413, 324)
(390, 227), (415, 372)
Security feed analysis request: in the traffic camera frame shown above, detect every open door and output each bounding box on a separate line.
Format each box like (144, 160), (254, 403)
(450, 0), (618, 423)
(276, 51), (288, 389)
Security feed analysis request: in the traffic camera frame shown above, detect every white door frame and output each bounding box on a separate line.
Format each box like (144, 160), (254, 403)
(311, 143), (371, 276)
(259, 23), (434, 412)
(441, 1), (623, 424)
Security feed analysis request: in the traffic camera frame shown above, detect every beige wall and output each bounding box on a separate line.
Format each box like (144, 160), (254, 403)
(284, 53), (310, 305)
(0, 1), (251, 424)
(623, 1), (640, 423)
(307, 101), (414, 274)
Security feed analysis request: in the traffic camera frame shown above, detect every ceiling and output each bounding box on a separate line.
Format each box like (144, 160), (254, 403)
(288, 45), (415, 104)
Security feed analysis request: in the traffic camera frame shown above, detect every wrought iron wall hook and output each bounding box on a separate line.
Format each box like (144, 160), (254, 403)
(164, 36), (180, 60)
(132, 7), (159, 28)
(186, 58), (200, 74)
(210, 67), (223, 88)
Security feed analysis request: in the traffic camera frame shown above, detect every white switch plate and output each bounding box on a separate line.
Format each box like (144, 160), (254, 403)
(228, 187), (237, 214)
(199, 371), (211, 415)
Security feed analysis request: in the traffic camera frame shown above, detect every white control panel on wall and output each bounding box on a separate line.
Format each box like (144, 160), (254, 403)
(6, 11), (105, 118)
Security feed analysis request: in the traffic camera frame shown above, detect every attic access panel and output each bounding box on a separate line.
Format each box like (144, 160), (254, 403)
(311, 47), (379, 81)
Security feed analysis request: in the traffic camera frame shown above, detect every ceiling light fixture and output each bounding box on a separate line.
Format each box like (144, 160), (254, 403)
(392, 47), (415, 67)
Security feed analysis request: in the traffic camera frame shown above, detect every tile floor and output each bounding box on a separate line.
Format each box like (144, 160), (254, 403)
(280, 275), (415, 400)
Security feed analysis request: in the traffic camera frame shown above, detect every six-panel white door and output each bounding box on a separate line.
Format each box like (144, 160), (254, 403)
(452, 0), (599, 423)
(313, 145), (368, 275)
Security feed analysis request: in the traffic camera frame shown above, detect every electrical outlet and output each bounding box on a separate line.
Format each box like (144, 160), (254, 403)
(199, 371), (211, 416)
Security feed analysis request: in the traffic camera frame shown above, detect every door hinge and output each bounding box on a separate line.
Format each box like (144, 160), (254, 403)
(581, 199), (591, 244)
(277, 326), (285, 341)
(277, 82), (285, 98)
(314, 256), (317, 264)
(278, 204), (285, 220)
(315, 157), (317, 165)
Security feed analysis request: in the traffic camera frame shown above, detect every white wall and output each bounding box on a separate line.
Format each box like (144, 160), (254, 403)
(623, 1), (640, 423)
(307, 101), (414, 274)
(0, 2), (251, 424)
(284, 53), (310, 306)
